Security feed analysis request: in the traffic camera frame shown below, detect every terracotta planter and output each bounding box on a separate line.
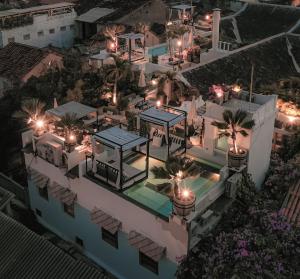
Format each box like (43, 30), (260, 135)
(228, 149), (247, 168)
(173, 192), (196, 217)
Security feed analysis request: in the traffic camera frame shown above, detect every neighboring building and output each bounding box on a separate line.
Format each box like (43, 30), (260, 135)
(145, 23), (166, 47)
(76, 8), (115, 40)
(0, 2), (77, 49)
(75, 0), (168, 40)
(96, 0), (168, 28)
(0, 212), (109, 279)
(0, 42), (63, 96)
(273, 105), (300, 150)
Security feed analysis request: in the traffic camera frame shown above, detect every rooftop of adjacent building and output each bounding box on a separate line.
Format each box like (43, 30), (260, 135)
(0, 2), (75, 18)
(0, 42), (62, 81)
(0, 212), (110, 279)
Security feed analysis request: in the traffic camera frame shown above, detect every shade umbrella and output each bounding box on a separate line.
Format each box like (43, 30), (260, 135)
(188, 29), (193, 48)
(54, 98), (58, 108)
(138, 67), (146, 88)
(188, 96), (197, 125)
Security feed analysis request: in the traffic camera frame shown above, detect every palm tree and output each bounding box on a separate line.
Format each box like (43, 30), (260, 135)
(103, 54), (131, 105)
(211, 110), (255, 154)
(56, 113), (83, 149)
(151, 156), (201, 197)
(103, 24), (125, 51)
(13, 98), (45, 123)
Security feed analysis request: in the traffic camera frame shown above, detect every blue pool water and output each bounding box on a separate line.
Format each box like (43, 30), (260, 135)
(148, 44), (168, 57)
(123, 158), (219, 218)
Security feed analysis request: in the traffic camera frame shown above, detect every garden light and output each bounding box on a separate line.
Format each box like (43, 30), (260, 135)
(36, 119), (44, 129)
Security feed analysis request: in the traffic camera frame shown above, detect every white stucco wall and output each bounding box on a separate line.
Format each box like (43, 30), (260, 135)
(0, 10), (77, 48)
(24, 153), (189, 263)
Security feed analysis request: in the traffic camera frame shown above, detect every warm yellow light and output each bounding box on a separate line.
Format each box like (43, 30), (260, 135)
(182, 189), (190, 198)
(69, 134), (76, 141)
(288, 115), (296, 123)
(156, 100), (161, 108)
(232, 85), (241, 93)
(216, 91), (223, 98)
(177, 40), (182, 47)
(151, 79), (157, 86)
(110, 42), (116, 49)
(177, 170), (183, 179)
(113, 93), (117, 105)
(205, 14), (210, 21)
(36, 119), (44, 129)
(27, 117), (32, 124)
(167, 21), (172, 26)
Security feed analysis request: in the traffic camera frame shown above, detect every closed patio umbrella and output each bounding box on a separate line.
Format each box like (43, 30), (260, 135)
(138, 67), (146, 88)
(187, 96), (197, 125)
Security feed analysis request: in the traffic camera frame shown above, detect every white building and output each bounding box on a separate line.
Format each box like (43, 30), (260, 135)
(21, 101), (231, 279)
(0, 2), (77, 49)
(21, 95), (276, 278)
(187, 92), (277, 187)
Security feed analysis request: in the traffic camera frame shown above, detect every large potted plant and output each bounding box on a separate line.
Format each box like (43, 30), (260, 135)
(56, 113), (83, 153)
(151, 156), (200, 216)
(212, 110), (255, 168)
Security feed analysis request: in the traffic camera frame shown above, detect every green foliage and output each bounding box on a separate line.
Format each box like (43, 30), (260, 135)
(177, 169), (300, 279)
(151, 156), (202, 179)
(212, 109), (255, 153)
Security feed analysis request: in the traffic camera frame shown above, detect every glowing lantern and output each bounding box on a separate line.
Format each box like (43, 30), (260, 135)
(156, 100), (161, 108)
(36, 119), (44, 129)
(288, 115), (296, 123)
(177, 40), (182, 47)
(182, 189), (190, 198)
(205, 14), (210, 21)
(151, 79), (157, 86)
(232, 85), (241, 93)
(176, 170), (183, 179)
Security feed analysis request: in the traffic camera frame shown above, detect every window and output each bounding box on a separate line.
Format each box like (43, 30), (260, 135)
(8, 37), (15, 43)
(139, 251), (159, 274)
(60, 26), (66, 31)
(49, 28), (55, 34)
(102, 228), (118, 248)
(75, 236), (84, 247)
(63, 202), (74, 217)
(70, 24), (75, 30)
(35, 208), (42, 217)
(23, 34), (30, 40)
(38, 186), (48, 200)
(37, 30), (44, 37)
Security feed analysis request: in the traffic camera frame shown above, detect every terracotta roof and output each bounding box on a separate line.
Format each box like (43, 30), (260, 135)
(282, 180), (300, 227)
(0, 212), (108, 279)
(0, 43), (48, 80)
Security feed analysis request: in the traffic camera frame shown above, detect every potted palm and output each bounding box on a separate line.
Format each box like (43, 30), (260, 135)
(56, 113), (83, 153)
(212, 110), (255, 168)
(13, 98), (46, 137)
(151, 156), (200, 216)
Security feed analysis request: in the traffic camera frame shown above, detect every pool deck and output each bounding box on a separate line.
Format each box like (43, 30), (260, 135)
(123, 157), (221, 218)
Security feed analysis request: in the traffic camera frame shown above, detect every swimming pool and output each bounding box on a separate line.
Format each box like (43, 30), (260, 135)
(147, 44), (168, 57)
(123, 157), (220, 218)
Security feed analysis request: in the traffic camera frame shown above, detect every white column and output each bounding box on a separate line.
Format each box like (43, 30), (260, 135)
(212, 8), (221, 51)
